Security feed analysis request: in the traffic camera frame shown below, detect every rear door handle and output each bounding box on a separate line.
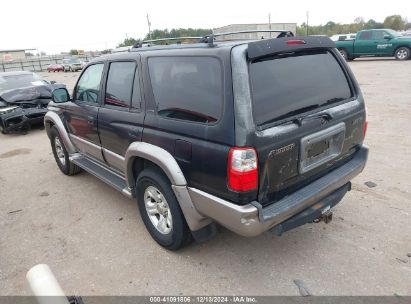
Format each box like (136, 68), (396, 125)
(87, 116), (94, 125)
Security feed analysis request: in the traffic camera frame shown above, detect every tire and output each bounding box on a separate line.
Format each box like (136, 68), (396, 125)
(50, 126), (81, 176)
(394, 47), (410, 60)
(136, 167), (192, 250)
(339, 49), (354, 61)
(338, 49), (349, 60)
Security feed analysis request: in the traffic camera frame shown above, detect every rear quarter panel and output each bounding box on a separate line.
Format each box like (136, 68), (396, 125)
(335, 40), (355, 56)
(139, 48), (240, 202)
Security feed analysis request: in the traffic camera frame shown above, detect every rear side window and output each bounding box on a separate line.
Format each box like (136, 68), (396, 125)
(358, 31), (372, 40)
(250, 51), (352, 126)
(105, 61), (136, 108)
(148, 57), (223, 123)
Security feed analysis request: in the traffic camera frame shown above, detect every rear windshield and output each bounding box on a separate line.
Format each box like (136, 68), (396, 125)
(249, 50), (353, 126)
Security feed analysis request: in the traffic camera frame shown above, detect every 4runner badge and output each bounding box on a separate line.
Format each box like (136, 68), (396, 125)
(271, 143), (295, 156)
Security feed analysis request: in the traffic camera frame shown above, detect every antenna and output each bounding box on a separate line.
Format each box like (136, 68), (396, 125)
(147, 14), (152, 40)
(268, 13), (272, 38)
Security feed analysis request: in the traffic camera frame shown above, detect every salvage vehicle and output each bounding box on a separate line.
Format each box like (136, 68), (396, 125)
(335, 29), (411, 60)
(45, 31), (368, 250)
(47, 64), (64, 72)
(0, 71), (64, 133)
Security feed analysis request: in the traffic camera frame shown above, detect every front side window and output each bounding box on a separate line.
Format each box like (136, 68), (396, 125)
(148, 57), (223, 123)
(75, 64), (104, 103)
(105, 61), (136, 108)
(373, 31), (385, 40)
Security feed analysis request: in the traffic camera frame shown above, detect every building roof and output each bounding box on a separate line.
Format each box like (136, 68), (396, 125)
(216, 22), (296, 26)
(0, 49), (36, 53)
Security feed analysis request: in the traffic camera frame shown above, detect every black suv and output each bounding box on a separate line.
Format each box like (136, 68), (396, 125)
(45, 33), (368, 250)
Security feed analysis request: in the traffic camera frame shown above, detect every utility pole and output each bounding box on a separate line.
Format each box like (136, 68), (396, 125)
(268, 13), (272, 38)
(147, 14), (152, 40)
(306, 11), (309, 36)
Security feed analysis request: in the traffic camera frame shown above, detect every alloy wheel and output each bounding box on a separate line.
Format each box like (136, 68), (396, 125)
(144, 186), (173, 234)
(54, 137), (66, 166)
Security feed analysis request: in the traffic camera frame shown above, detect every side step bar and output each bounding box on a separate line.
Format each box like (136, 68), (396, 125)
(70, 155), (133, 198)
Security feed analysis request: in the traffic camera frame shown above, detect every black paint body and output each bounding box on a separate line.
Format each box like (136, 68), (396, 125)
(50, 39), (366, 206)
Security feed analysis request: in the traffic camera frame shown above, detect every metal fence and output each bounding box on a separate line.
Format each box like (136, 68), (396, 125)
(0, 55), (99, 72)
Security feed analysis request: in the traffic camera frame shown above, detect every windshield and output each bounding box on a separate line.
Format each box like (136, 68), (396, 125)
(69, 59), (81, 63)
(386, 29), (401, 37)
(249, 50), (353, 126)
(0, 73), (45, 94)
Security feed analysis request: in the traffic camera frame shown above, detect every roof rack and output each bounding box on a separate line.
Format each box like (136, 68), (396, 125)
(201, 30), (294, 47)
(132, 30), (295, 48)
(133, 37), (203, 48)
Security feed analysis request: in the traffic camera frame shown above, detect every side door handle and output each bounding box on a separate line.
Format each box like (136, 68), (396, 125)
(87, 115), (94, 125)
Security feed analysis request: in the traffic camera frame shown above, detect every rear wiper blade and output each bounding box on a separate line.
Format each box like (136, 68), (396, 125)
(259, 104), (319, 126)
(323, 97), (345, 105)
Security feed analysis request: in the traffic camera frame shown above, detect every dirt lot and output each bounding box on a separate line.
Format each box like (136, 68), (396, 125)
(1, 60), (410, 296)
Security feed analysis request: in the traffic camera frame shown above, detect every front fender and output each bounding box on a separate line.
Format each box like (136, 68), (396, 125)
(44, 110), (76, 154)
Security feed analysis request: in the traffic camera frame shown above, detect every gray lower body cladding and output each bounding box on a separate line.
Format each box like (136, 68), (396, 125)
(188, 146), (368, 237)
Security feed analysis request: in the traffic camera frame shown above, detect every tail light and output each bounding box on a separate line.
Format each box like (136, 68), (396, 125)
(363, 106), (368, 138)
(227, 147), (258, 192)
(286, 40), (306, 46)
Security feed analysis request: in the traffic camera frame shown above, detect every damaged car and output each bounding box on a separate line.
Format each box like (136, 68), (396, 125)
(0, 71), (65, 134)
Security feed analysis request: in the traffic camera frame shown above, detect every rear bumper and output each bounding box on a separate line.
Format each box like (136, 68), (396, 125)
(189, 146), (368, 237)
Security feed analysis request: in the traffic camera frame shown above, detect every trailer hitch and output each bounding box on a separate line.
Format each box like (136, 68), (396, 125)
(314, 207), (333, 224)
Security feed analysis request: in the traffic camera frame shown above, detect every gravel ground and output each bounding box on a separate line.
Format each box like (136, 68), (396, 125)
(0, 60), (410, 296)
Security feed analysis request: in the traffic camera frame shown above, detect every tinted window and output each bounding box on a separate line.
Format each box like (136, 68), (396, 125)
(105, 61), (136, 108)
(358, 31), (372, 40)
(250, 51), (352, 126)
(75, 64), (104, 103)
(148, 57), (222, 123)
(373, 31), (385, 40)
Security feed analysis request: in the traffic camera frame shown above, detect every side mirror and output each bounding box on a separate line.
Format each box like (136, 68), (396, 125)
(52, 88), (70, 103)
(384, 35), (392, 40)
(50, 80), (56, 84)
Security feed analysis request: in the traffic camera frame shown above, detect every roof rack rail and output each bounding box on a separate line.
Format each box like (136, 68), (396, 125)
(201, 30), (294, 47)
(132, 37), (202, 48)
(131, 30), (295, 49)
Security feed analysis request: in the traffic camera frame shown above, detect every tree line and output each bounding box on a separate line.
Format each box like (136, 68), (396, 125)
(117, 15), (410, 47)
(297, 15), (410, 36)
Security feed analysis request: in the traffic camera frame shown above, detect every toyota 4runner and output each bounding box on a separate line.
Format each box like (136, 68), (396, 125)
(45, 33), (368, 250)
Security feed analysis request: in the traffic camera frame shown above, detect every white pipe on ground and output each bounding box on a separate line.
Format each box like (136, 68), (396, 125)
(26, 264), (70, 304)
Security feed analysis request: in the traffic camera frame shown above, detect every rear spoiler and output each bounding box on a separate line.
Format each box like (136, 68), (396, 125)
(248, 36), (336, 60)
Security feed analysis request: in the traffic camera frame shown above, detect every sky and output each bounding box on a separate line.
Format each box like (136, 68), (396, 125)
(1, 0), (410, 54)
